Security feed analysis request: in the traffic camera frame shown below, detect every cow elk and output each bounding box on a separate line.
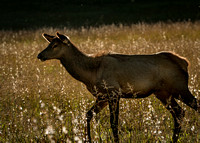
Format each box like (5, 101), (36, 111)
(37, 32), (199, 143)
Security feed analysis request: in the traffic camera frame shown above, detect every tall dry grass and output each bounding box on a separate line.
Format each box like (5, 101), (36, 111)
(0, 22), (200, 142)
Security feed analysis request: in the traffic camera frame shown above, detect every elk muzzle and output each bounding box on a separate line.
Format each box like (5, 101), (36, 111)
(37, 52), (47, 61)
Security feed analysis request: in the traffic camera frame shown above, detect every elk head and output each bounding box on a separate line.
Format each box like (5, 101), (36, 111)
(37, 32), (70, 61)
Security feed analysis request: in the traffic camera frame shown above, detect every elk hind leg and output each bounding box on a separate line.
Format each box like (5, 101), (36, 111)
(156, 92), (185, 143)
(176, 89), (200, 113)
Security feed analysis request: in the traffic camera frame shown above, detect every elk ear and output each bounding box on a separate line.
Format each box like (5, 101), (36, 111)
(56, 32), (70, 43)
(42, 33), (55, 43)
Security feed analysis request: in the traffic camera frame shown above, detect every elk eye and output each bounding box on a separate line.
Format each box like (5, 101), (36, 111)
(53, 45), (57, 48)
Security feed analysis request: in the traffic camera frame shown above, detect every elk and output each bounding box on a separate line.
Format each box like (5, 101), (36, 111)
(37, 32), (199, 143)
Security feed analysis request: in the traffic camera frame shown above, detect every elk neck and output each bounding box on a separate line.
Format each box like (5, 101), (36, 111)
(59, 42), (100, 85)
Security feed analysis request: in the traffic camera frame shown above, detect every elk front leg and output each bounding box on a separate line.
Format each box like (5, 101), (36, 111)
(86, 99), (108, 142)
(109, 96), (120, 143)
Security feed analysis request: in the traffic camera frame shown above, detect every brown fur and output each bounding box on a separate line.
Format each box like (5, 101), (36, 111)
(157, 51), (189, 72)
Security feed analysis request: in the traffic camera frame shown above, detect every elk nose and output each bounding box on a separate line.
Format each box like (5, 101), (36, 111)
(37, 53), (47, 61)
(37, 53), (42, 59)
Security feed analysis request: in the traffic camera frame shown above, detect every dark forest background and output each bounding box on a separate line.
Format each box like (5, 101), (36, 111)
(1, 0), (200, 30)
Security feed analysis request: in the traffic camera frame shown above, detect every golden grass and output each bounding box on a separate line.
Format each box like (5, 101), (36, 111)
(0, 22), (200, 142)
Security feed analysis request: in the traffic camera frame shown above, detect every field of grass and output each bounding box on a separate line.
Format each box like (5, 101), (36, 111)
(0, 22), (200, 142)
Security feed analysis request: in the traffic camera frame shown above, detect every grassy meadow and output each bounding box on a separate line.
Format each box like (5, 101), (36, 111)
(0, 22), (200, 142)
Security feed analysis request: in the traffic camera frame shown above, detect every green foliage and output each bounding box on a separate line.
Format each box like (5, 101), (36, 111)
(0, 22), (200, 142)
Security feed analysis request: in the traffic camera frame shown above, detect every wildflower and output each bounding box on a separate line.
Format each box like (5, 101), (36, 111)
(191, 126), (195, 131)
(62, 126), (68, 134)
(45, 125), (54, 135)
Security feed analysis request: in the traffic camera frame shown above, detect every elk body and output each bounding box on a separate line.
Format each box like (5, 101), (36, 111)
(37, 33), (199, 143)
